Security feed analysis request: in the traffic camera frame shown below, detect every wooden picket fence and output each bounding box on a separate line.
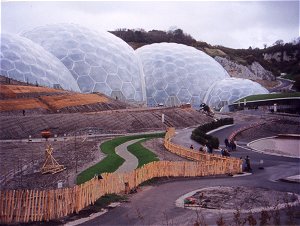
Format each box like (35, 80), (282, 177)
(0, 127), (242, 224)
(164, 127), (242, 171)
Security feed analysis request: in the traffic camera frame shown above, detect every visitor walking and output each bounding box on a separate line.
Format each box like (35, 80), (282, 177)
(230, 139), (237, 151)
(190, 144), (194, 150)
(224, 138), (229, 148)
(203, 144), (208, 153)
(207, 143), (213, 154)
(224, 148), (230, 157)
(199, 146), (204, 152)
(245, 155), (252, 172)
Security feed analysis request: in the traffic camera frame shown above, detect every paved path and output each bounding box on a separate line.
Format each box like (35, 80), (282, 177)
(115, 138), (144, 173)
(78, 112), (300, 226)
(270, 77), (295, 92)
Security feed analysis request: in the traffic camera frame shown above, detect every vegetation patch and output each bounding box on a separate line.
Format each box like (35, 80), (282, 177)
(282, 73), (300, 82)
(235, 92), (300, 103)
(127, 138), (160, 168)
(76, 132), (165, 184)
(191, 118), (234, 149)
(92, 194), (128, 210)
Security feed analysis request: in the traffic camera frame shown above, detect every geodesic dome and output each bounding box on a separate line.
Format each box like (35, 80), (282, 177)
(0, 33), (80, 91)
(203, 78), (269, 109)
(136, 43), (230, 107)
(22, 24), (146, 103)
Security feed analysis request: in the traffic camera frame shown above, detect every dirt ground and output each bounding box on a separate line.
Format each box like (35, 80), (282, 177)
(184, 186), (299, 211)
(142, 138), (190, 162)
(235, 118), (300, 141)
(0, 136), (187, 190)
(0, 135), (115, 190)
(1, 114), (299, 191)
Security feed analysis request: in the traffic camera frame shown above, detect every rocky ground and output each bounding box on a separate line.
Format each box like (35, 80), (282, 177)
(182, 186), (299, 212)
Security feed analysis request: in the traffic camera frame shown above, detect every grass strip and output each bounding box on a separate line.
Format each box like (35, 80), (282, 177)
(234, 92), (300, 103)
(282, 73), (300, 81)
(76, 132), (165, 185)
(93, 194), (128, 210)
(127, 138), (160, 168)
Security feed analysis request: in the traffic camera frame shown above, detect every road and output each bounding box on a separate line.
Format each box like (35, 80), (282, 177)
(79, 112), (300, 226)
(270, 77), (295, 92)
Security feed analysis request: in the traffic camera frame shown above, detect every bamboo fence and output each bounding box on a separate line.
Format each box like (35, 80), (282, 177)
(0, 127), (242, 224)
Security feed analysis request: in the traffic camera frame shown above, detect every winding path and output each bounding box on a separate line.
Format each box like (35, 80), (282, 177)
(114, 138), (144, 173)
(78, 112), (300, 226)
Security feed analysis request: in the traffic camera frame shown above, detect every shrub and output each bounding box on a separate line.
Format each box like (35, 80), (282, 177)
(191, 118), (233, 149)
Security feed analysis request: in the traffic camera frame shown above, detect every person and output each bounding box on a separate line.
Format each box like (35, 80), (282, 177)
(220, 148), (225, 156)
(190, 144), (194, 150)
(207, 143), (213, 154)
(224, 138), (229, 148)
(245, 155), (252, 172)
(224, 148), (230, 157)
(203, 144), (208, 153)
(240, 157), (246, 171)
(22, 110), (25, 116)
(199, 146), (204, 152)
(230, 139), (237, 151)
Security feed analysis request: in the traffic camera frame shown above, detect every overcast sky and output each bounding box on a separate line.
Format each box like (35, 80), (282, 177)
(1, 1), (299, 49)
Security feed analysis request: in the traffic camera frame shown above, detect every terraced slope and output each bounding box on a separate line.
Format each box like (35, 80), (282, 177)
(0, 84), (66, 98)
(0, 84), (131, 114)
(0, 107), (213, 139)
(0, 98), (49, 111)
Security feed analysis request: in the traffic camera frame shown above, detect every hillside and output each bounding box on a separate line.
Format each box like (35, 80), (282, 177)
(0, 107), (213, 139)
(110, 29), (300, 85)
(0, 77), (132, 115)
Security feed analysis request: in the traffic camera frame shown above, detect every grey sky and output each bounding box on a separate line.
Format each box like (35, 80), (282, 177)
(1, 1), (299, 49)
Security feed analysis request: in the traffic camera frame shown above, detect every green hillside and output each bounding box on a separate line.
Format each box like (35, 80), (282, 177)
(110, 28), (300, 79)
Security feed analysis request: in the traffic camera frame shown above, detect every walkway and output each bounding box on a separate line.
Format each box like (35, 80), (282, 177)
(78, 111), (300, 226)
(115, 138), (144, 173)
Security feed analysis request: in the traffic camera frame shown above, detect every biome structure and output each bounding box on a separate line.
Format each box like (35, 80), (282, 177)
(22, 24), (146, 103)
(0, 33), (80, 91)
(1, 24), (269, 108)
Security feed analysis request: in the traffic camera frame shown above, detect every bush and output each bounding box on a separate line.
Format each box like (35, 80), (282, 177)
(191, 118), (233, 149)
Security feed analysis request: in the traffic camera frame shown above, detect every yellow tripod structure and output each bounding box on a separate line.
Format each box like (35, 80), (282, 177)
(41, 144), (65, 174)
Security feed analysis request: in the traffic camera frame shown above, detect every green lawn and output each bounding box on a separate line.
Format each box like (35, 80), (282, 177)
(282, 74), (300, 81)
(76, 132), (165, 185)
(127, 138), (159, 168)
(234, 92), (300, 103)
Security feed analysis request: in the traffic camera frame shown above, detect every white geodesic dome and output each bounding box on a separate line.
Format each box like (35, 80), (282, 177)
(136, 43), (230, 107)
(204, 77), (269, 109)
(21, 24), (146, 103)
(0, 33), (80, 91)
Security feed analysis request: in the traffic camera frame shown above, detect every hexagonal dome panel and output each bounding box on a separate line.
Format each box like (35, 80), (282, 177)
(0, 33), (79, 91)
(22, 24), (146, 103)
(136, 43), (230, 107)
(204, 78), (269, 109)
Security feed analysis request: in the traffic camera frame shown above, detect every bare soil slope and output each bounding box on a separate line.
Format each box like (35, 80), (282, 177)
(0, 84), (131, 115)
(0, 107), (212, 139)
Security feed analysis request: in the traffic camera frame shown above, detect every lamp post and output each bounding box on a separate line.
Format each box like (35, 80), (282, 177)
(74, 130), (78, 173)
(28, 135), (34, 173)
(63, 133), (67, 151)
